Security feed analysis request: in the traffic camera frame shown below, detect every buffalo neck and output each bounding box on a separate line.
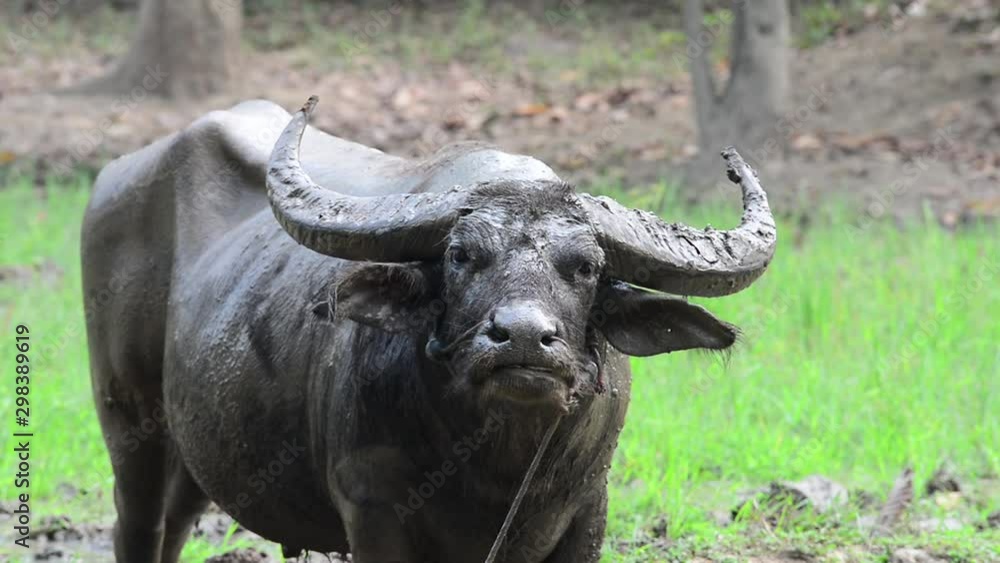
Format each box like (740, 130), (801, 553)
(310, 322), (602, 500)
(415, 346), (589, 485)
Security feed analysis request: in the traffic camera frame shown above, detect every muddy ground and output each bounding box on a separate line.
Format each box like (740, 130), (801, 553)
(7, 472), (999, 561)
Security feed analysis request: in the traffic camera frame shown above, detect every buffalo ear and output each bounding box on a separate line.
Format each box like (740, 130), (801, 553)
(332, 263), (441, 333)
(593, 282), (737, 356)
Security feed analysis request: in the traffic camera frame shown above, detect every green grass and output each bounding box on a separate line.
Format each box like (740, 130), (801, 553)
(1, 0), (874, 90)
(247, 1), (687, 82)
(0, 175), (997, 562)
(795, 0), (897, 49)
(0, 4), (132, 65)
(593, 186), (1000, 561)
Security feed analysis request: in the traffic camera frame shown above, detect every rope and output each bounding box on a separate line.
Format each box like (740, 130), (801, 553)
(484, 415), (563, 563)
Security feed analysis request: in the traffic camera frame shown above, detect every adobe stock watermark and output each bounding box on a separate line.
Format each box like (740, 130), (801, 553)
(337, 0), (413, 60)
(847, 122), (958, 236)
(114, 110), (290, 206)
(219, 439), (308, 519)
(66, 261), (171, 494)
(409, 73), (510, 159)
(695, 79), (834, 203)
(5, 0), (74, 54)
(875, 255), (1000, 377)
(543, 0), (586, 28)
(517, 486), (605, 559)
(104, 91), (291, 209)
(31, 257), (149, 371)
(394, 405), (512, 522)
(50, 64), (169, 176)
(688, 292), (794, 396)
(671, 1), (746, 75)
(106, 398), (168, 466)
(745, 82), (834, 167)
(568, 119), (626, 169)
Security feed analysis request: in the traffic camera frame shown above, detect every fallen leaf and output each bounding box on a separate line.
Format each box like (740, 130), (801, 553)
(637, 142), (669, 162)
(939, 210), (960, 230)
(457, 79), (490, 101)
(391, 86), (422, 111)
(986, 510), (1000, 529)
(606, 86), (636, 106)
(512, 103), (550, 117)
(792, 133), (824, 152)
(558, 70), (580, 82)
(831, 131), (897, 153)
(573, 92), (604, 112)
(873, 466), (913, 537)
(932, 492), (963, 511)
(547, 106), (570, 123)
(925, 461), (962, 495)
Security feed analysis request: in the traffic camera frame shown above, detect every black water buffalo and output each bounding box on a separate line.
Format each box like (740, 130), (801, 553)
(82, 97), (775, 563)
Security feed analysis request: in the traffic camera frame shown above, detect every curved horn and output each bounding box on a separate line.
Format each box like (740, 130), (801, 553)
(580, 148), (777, 297)
(267, 96), (463, 261)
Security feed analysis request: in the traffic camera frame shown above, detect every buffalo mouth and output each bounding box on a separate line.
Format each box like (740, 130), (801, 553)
(483, 364), (573, 405)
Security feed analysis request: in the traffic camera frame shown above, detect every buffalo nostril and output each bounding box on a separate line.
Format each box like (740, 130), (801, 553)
(490, 304), (559, 348)
(540, 330), (558, 347)
(486, 322), (510, 344)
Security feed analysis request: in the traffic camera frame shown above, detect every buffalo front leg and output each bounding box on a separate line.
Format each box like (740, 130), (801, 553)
(333, 449), (420, 562)
(342, 503), (418, 563)
(159, 454), (211, 563)
(542, 492), (608, 563)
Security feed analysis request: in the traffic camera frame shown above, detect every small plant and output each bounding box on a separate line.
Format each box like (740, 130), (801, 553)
(799, 3), (846, 48)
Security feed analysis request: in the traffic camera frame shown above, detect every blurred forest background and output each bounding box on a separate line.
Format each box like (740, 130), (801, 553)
(1, 0), (998, 222)
(1, 1), (999, 562)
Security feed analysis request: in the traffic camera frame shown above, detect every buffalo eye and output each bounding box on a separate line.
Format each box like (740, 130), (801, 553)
(449, 246), (470, 266)
(556, 252), (600, 283)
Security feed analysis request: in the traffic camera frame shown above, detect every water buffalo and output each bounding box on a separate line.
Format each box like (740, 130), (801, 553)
(82, 97), (776, 563)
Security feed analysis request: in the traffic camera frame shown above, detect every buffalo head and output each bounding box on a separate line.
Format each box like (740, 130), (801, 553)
(267, 97), (776, 412)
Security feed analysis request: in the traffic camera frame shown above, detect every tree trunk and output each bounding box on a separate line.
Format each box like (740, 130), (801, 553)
(684, 0), (789, 186)
(70, 0), (242, 99)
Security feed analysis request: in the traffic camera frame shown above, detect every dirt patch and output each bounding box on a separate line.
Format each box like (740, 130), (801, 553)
(14, 515), (113, 562)
(778, 3), (1000, 223)
(205, 548), (273, 563)
(0, 505), (276, 562)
